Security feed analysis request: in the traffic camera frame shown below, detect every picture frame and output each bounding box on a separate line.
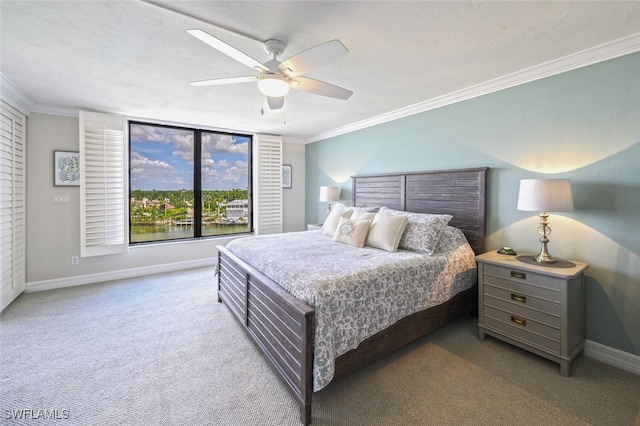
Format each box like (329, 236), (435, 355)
(282, 164), (292, 189)
(54, 150), (80, 186)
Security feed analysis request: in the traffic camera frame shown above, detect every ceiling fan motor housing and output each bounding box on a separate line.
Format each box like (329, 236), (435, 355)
(263, 39), (287, 59)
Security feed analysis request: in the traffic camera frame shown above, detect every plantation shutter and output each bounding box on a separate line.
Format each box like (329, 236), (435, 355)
(0, 100), (26, 311)
(79, 111), (126, 257)
(253, 134), (282, 235)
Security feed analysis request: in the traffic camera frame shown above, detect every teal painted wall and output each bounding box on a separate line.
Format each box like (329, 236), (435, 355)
(306, 52), (640, 356)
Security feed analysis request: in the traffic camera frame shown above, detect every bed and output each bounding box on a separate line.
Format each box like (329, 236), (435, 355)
(216, 167), (488, 424)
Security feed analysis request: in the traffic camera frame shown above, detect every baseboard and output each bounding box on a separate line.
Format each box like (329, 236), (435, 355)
(584, 339), (640, 376)
(25, 258), (216, 293)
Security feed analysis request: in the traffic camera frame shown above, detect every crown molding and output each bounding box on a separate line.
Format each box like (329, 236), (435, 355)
(0, 73), (34, 115)
(308, 32), (640, 143)
(30, 103), (79, 118)
(1, 73), (79, 118)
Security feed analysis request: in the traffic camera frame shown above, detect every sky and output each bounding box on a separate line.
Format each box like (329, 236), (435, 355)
(130, 123), (250, 191)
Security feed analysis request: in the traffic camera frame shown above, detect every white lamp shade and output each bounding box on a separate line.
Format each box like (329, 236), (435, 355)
(517, 179), (574, 212)
(319, 186), (339, 203)
(258, 74), (290, 97)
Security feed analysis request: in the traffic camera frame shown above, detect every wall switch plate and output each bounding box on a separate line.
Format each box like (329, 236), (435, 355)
(53, 194), (70, 204)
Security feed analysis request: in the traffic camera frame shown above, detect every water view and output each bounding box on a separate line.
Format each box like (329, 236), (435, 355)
(131, 223), (249, 242)
(130, 188), (250, 243)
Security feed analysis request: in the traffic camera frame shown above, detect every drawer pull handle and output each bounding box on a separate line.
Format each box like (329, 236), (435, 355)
(510, 271), (526, 280)
(511, 315), (527, 327)
(511, 293), (527, 303)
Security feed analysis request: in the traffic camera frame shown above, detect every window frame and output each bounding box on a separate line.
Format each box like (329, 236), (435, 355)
(127, 120), (253, 245)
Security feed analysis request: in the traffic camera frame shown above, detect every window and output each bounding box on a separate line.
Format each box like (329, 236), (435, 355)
(129, 121), (251, 244)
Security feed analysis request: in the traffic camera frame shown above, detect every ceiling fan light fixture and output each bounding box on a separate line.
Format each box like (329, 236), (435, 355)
(258, 74), (290, 97)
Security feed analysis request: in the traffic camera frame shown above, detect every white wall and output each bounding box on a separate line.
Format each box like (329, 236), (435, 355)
(25, 113), (305, 290)
(282, 142), (306, 233)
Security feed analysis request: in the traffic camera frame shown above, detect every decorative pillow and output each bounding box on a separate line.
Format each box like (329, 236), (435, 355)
(332, 217), (372, 248)
(433, 225), (470, 254)
(350, 210), (376, 222)
(379, 207), (452, 255)
(365, 213), (408, 252)
(322, 204), (352, 236)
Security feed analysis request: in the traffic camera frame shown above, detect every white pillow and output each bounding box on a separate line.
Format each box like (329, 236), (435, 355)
(366, 213), (408, 252)
(322, 204), (352, 236)
(332, 217), (372, 248)
(350, 210), (376, 222)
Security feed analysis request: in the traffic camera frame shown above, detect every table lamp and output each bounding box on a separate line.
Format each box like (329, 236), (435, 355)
(517, 179), (573, 264)
(319, 186), (339, 213)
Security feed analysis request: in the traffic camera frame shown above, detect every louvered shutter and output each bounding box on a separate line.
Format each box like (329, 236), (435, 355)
(0, 100), (26, 310)
(79, 111), (126, 257)
(253, 134), (282, 235)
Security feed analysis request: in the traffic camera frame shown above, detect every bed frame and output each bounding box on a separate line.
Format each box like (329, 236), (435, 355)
(216, 167), (488, 425)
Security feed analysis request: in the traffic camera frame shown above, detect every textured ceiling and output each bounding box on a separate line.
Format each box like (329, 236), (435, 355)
(2, 1), (639, 142)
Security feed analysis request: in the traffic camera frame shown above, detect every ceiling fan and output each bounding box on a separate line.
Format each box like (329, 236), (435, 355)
(187, 29), (353, 111)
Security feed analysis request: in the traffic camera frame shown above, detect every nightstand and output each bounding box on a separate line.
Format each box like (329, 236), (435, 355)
(306, 223), (322, 230)
(476, 251), (588, 376)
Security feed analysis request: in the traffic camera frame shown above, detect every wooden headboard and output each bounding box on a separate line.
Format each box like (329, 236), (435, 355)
(351, 167), (488, 255)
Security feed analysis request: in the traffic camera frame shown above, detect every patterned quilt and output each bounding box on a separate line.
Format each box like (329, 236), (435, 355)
(225, 226), (477, 391)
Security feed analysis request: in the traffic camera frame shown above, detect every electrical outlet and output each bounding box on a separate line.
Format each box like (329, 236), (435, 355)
(71, 256), (79, 265)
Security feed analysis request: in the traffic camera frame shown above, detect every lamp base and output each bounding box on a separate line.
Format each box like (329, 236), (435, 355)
(535, 252), (556, 264)
(536, 212), (556, 263)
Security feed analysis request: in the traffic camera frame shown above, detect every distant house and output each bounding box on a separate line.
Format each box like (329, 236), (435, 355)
(226, 199), (248, 219)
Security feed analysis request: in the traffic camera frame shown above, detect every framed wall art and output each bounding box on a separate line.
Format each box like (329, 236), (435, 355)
(54, 150), (80, 186)
(282, 164), (292, 189)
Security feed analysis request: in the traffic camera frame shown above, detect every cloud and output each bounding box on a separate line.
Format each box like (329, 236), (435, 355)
(202, 160), (248, 188)
(130, 151), (188, 189)
(130, 123), (250, 190)
(131, 124), (194, 163)
(172, 133), (194, 163)
(130, 151), (173, 172)
(202, 133), (249, 155)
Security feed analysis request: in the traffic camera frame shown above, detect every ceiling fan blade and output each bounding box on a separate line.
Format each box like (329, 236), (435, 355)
(279, 40), (348, 77)
(291, 77), (353, 100)
(266, 96), (284, 110)
(187, 29), (268, 72)
(189, 76), (258, 86)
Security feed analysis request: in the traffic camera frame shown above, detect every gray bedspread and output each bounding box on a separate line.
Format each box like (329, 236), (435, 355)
(224, 226), (477, 391)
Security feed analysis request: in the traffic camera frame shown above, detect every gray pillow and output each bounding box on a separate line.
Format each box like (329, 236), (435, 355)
(378, 207), (452, 255)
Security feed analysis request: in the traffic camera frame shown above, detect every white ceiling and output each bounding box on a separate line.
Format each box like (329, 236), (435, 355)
(2, 1), (640, 143)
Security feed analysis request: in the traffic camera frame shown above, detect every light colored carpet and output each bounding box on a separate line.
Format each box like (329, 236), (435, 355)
(1, 266), (638, 425)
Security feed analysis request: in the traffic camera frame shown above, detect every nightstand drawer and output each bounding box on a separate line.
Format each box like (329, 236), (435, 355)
(484, 263), (562, 292)
(484, 306), (560, 353)
(484, 283), (560, 315)
(484, 294), (560, 328)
